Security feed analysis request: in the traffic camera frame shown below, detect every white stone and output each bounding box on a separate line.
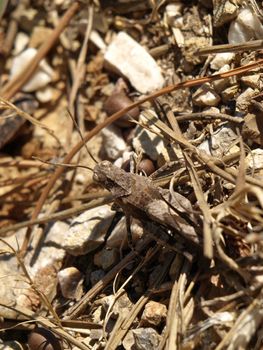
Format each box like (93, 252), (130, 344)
(36, 86), (54, 103)
(165, 4), (183, 27)
(63, 205), (115, 255)
(10, 48), (54, 92)
(192, 84), (221, 106)
(104, 32), (164, 93)
(101, 124), (127, 160)
(246, 149), (263, 170)
(90, 30), (106, 51)
(210, 52), (235, 70)
(13, 32), (29, 55)
(228, 7), (263, 44)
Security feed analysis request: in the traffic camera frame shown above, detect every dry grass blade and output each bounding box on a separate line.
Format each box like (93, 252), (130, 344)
(105, 249), (174, 349)
(215, 290), (263, 350)
(197, 39), (263, 55)
(184, 153), (213, 258)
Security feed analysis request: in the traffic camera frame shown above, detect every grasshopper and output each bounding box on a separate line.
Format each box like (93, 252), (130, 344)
(93, 160), (202, 255)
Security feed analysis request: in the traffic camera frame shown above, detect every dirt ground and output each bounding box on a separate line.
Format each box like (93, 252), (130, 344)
(1, 0), (263, 349)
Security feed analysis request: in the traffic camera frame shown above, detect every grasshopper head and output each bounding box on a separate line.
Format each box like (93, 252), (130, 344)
(93, 160), (113, 184)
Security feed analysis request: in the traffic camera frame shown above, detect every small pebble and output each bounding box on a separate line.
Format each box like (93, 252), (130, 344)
(36, 86), (54, 103)
(192, 84), (220, 106)
(28, 328), (62, 350)
(101, 124), (127, 160)
(123, 328), (161, 350)
(57, 267), (83, 300)
(141, 301), (167, 326)
(246, 149), (263, 170)
(10, 48), (54, 92)
(236, 87), (257, 112)
(13, 32), (29, 55)
(241, 74), (261, 89)
(210, 52), (235, 70)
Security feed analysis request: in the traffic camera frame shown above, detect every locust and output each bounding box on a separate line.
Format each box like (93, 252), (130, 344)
(93, 160), (203, 256)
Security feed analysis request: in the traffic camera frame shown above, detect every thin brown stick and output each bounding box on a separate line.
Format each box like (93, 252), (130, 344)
(21, 58), (263, 255)
(197, 39), (263, 55)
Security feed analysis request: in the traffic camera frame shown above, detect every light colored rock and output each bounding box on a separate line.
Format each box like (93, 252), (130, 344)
(29, 26), (53, 48)
(245, 149), (263, 170)
(214, 0), (238, 27)
(228, 7), (263, 44)
(241, 74), (261, 89)
(212, 64), (231, 92)
(192, 84), (221, 106)
(63, 205), (115, 255)
(198, 126), (238, 157)
(165, 3), (183, 29)
(221, 84), (239, 102)
(13, 32), (29, 55)
(94, 248), (119, 270)
(36, 86), (54, 103)
(236, 87), (257, 112)
(57, 267), (83, 300)
(123, 328), (161, 350)
(141, 301), (167, 326)
(101, 124), (127, 160)
(0, 221), (67, 319)
(10, 48), (54, 92)
(172, 27), (184, 46)
(104, 31), (164, 93)
(210, 52), (235, 70)
(132, 114), (171, 165)
(101, 293), (133, 319)
(90, 30), (106, 51)
(107, 216), (143, 248)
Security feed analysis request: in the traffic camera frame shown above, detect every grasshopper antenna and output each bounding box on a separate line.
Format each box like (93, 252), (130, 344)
(66, 108), (98, 165)
(32, 156), (94, 172)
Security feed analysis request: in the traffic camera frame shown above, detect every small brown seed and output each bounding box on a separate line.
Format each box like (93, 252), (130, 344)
(28, 327), (62, 350)
(121, 158), (155, 176)
(138, 158), (155, 176)
(104, 92), (140, 127)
